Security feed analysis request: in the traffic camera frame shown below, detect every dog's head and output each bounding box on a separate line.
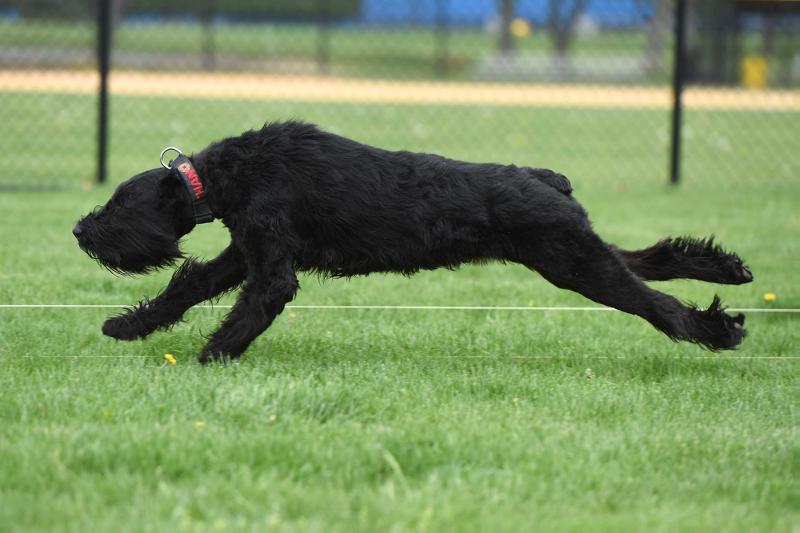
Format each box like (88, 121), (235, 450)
(73, 168), (194, 275)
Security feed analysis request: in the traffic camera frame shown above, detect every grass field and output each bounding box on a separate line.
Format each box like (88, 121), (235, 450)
(0, 92), (798, 531)
(3, 90), (798, 188)
(1, 19), (650, 56)
(5, 17), (795, 83)
(1, 19), (657, 80)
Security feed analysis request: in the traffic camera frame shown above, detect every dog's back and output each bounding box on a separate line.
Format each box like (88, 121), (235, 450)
(234, 122), (580, 275)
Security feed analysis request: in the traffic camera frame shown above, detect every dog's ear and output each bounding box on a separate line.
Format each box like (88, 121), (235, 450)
(158, 171), (195, 234)
(159, 171), (185, 201)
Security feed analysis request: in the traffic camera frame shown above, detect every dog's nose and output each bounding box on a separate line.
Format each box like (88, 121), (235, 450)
(72, 223), (83, 238)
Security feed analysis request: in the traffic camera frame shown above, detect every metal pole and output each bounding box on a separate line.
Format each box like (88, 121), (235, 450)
(669, 0), (687, 185)
(201, 1), (216, 71)
(435, 0), (449, 77)
(97, 0), (111, 184)
(317, 0), (330, 74)
(499, 0), (514, 55)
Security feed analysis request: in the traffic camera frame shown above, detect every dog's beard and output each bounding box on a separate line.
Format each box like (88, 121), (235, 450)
(76, 215), (183, 275)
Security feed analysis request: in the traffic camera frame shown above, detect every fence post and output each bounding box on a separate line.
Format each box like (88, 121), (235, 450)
(435, 0), (450, 77)
(670, 0), (687, 185)
(317, 0), (330, 74)
(97, 0), (111, 184)
(201, 0), (216, 71)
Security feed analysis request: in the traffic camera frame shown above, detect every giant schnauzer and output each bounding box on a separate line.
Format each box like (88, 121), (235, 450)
(74, 121), (753, 363)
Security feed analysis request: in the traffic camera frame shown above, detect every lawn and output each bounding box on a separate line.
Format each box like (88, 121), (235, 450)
(5, 16), (796, 82)
(1, 18), (658, 80)
(3, 91), (798, 191)
(0, 93), (798, 531)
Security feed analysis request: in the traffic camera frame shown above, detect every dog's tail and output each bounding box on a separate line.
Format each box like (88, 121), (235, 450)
(529, 168), (572, 196)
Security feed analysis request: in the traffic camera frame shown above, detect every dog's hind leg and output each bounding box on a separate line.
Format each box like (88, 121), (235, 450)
(519, 228), (746, 350)
(102, 244), (247, 341)
(611, 236), (753, 285)
(199, 236), (298, 363)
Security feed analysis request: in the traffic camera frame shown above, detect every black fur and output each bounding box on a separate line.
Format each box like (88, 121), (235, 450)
(73, 121), (752, 362)
(613, 236), (753, 285)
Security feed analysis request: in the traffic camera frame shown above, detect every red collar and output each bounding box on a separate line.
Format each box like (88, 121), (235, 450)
(172, 155), (214, 224)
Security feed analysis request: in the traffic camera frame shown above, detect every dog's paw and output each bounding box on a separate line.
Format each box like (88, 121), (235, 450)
(725, 313), (747, 348)
(102, 313), (151, 341)
(689, 297), (747, 351)
(671, 237), (753, 285)
(708, 258), (753, 286)
(198, 346), (234, 365)
(726, 259), (754, 285)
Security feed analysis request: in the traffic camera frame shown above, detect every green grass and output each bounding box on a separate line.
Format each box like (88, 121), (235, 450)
(0, 94), (798, 531)
(6, 17), (796, 82)
(3, 91), (799, 192)
(2, 19), (659, 80)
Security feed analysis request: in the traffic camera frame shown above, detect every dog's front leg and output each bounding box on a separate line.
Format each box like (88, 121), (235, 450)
(103, 244), (246, 341)
(199, 239), (298, 363)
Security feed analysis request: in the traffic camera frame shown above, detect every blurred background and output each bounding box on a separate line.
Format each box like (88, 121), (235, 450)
(0, 0), (797, 191)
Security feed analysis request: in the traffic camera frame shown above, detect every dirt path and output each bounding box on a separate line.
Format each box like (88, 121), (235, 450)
(1, 69), (798, 110)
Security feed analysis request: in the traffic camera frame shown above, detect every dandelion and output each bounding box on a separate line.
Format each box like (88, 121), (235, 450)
(288, 312), (297, 319)
(194, 420), (205, 429)
(267, 414), (277, 425)
(763, 292), (776, 302)
(164, 353), (177, 365)
(510, 18), (532, 39)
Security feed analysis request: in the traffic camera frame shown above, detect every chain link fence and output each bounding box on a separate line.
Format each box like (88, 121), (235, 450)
(0, 0), (797, 191)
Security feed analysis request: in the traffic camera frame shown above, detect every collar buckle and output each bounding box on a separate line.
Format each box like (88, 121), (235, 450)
(160, 146), (182, 169)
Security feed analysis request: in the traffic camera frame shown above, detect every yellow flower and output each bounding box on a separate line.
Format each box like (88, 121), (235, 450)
(763, 292), (776, 302)
(510, 18), (532, 38)
(164, 353), (177, 365)
(194, 420), (205, 429)
(288, 312), (297, 319)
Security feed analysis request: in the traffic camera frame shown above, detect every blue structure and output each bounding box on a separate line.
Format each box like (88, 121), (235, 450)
(361, 0), (653, 28)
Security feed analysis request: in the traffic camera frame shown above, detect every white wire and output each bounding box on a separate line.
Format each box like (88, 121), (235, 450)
(0, 304), (797, 313)
(21, 354), (800, 360)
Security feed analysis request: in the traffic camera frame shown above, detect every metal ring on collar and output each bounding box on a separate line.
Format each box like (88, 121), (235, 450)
(159, 146), (183, 169)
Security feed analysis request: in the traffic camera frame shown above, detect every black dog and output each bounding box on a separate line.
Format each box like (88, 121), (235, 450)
(74, 121), (752, 363)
